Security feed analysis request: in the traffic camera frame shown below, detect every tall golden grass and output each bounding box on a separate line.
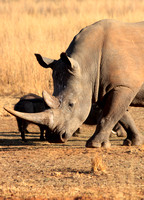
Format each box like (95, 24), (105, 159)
(0, 0), (144, 96)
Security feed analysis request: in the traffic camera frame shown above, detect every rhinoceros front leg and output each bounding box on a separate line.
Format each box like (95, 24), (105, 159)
(86, 87), (138, 148)
(119, 111), (144, 146)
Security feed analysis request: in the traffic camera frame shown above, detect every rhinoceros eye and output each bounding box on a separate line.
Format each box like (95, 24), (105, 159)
(68, 102), (74, 108)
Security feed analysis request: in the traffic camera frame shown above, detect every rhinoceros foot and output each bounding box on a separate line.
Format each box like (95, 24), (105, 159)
(123, 134), (144, 146)
(123, 139), (132, 146)
(86, 140), (111, 148)
(117, 130), (127, 137)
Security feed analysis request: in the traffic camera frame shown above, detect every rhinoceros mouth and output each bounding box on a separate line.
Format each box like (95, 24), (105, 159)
(46, 130), (67, 143)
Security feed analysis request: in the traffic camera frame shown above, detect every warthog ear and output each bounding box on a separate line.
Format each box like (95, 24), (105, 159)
(35, 54), (56, 69)
(60, 52), (80, 75)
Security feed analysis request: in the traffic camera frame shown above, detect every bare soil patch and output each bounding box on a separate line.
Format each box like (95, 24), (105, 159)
(0, 97), (144, 200)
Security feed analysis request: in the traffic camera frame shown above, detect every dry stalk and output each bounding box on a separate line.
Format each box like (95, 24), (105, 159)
(91, 153), (106, 173)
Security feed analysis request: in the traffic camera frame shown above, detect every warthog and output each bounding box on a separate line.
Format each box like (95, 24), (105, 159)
(5, 19), (144, 148)
(14, 93), (48, 141)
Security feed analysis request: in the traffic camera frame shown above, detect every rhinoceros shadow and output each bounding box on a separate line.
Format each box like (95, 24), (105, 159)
(0, 130), (88, 150)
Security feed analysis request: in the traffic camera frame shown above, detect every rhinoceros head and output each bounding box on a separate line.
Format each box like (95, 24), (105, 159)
(5, 53), (92, 143)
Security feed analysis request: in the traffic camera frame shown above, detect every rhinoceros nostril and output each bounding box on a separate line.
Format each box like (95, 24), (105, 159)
(62, 132), (66, 139)
(60, 132), (67, 142)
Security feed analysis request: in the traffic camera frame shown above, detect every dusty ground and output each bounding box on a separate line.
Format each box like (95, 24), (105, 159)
(0, 96), (144, 200)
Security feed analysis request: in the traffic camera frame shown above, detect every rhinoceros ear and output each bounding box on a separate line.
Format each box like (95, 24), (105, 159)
(35, 53), (56, 69)
(60, 52), (80, 75)
(60, 52), (71, 67)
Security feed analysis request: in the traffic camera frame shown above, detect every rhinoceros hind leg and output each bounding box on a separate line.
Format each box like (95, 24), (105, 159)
(123, 136), (144, 146)
(123, 139), (132, 146)
(113, 123), (127, 137)
(119, 111), (144, 146)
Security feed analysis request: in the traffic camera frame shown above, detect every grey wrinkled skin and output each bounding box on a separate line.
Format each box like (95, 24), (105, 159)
(83, 103), (126, 137)
(14, 93), (48, 141)
(72, 103), (125, 137)
(5, 19), (144, 147)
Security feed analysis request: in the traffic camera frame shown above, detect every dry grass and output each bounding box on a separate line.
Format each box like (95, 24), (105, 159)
(0, 0), (144, 96)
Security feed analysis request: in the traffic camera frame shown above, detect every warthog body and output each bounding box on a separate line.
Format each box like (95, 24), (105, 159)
(5, 19), (144, 147)
(14, 94), (48, 141)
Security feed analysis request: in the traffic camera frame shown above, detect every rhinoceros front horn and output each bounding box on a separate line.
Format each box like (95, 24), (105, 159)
(4, 107), (54, 127)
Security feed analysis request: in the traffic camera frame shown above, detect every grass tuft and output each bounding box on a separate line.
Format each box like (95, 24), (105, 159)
(91, 153), (106, 173)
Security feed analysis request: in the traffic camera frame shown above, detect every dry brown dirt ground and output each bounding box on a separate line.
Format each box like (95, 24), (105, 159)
(0, 96), (144, 200)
